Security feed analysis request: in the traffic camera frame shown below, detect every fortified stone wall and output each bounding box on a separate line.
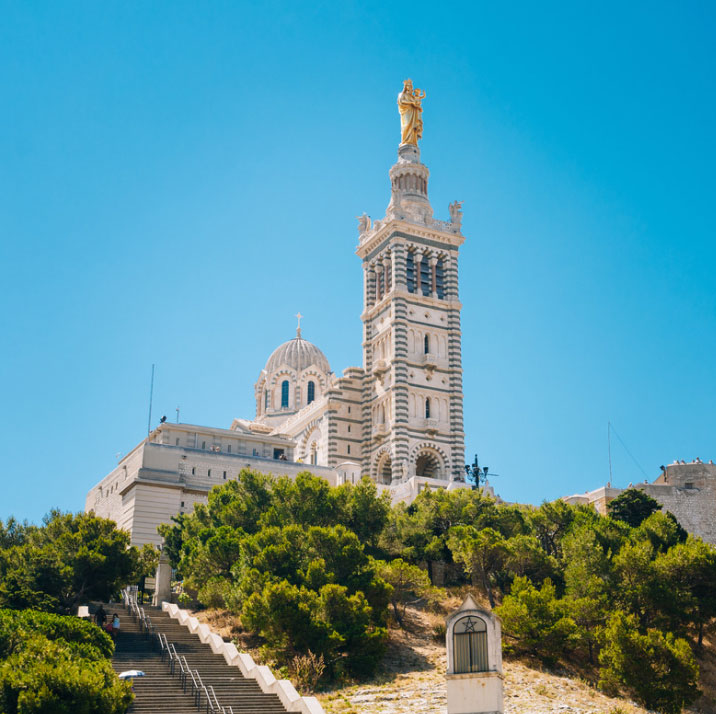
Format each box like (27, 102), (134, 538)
(639, 463), (716, 545)
(563, 462), (716, 545)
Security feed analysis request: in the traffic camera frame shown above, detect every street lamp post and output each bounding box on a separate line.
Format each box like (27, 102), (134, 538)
(464, 454), (497, 489)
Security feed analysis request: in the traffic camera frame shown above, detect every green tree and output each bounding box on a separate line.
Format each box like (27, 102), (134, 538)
(448, 526), (507, 607)
(611, 539), (659, 628)
(376, 558), (433, 628)
(0, 518), (31, 549)
(527, 500), (582, 559)
(241, 578), (388, 678)
(504, 534), (557, 583)
(495, 576), (577, 663)
(608, 488), (661, 528)
(259, 472), (339, 529)
(381, 488), (498, 579)
(0, 609), (132, 714)
(181, 525), (245, 607)
(0, 511), (140, 614)
(598, 611), (700, 714)
(562, 526), (610, 662)
(652, 536), (716, 645)
(633, 511), (685, 552)
(134, 543), (160, 603)
(335, 477), (391, 551)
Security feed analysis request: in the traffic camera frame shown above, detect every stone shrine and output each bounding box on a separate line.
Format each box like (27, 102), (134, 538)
(445, 594), (504, 714)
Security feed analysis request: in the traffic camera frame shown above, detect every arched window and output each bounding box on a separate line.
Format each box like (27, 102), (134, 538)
(425, 397), (431, 419)
(420, 258), (431, 296)
(453, 616), (488, 673)
(424, 334), (430, 354)
(307, 380), (315, 404)
(264, 389), (269, 410)
(406, 252), (416, 294)
(281, 380), (289, 408)
(436, 258), (445, 299)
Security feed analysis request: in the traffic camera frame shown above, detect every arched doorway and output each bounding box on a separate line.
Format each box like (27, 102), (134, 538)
(415, 450), (442, 479)
(377, 452), (393, 484)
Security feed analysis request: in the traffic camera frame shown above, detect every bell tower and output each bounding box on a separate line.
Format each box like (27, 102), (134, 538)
(356, 81), (465, 486)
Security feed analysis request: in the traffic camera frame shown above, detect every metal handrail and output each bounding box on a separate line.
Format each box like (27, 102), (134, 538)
(208, 685), (221, 711)
(194, 670), (212, 712)
(145, 614), (230, 714)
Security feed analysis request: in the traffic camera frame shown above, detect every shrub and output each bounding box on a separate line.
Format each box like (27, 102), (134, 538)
(0, 609), (131, 714)
(288, 650), (326, 694)
(496, 576), (577, 663)
(598, 611), (700, 714)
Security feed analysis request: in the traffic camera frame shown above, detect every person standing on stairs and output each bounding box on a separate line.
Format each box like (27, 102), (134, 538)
(95, 604), (107, 630)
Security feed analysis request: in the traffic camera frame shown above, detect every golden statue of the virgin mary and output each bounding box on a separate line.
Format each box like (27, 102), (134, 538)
(398, 79), (426, 146)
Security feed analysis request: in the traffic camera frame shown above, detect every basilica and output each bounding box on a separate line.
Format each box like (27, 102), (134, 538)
(86, 82), (471, 546)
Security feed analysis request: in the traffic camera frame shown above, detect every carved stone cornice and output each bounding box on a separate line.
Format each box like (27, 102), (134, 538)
(356, 218), (464, 259)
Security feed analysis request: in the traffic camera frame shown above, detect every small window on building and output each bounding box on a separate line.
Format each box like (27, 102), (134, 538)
(425, 397), (431, 419)
(424, 334), (430, 354)
(348, 425), (351, 432)
(307, 380), (315, 404)
(264, 389), (269, 410)
(347, 445), (351, 454)
(281, 380), (289, 408)
(227, 445), (231, 453)
(181, 501), (185, 508)
(207, 469), (211, 478)
(191, 467), (196, 475)
(348, 406), (351, 414)
(685, 482), (694, 489)
(223, 471), (227, 479)
(202, 441), (206, 449)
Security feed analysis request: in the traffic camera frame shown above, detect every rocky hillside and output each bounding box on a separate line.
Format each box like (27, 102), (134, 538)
(194, 599), (715, 714)
(316, 606), (653, 714)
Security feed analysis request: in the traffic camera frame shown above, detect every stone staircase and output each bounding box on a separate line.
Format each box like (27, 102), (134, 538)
(111, 605), (287, 713)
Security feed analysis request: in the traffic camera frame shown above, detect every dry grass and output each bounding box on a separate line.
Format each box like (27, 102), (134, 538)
(190, 599), (715, 714)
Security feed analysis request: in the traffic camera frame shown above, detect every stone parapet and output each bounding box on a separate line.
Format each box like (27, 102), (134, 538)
(162, 602), (325, 714)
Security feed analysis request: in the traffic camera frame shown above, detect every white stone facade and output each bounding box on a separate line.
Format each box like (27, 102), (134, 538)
(357, 142), (466, 484)
(86, 127), (470, 546)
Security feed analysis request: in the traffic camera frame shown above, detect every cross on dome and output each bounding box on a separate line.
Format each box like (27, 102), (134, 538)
(295, 312), (303, 338)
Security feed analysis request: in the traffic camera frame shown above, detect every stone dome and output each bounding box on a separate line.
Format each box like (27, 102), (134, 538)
(263, 331), (331, 375)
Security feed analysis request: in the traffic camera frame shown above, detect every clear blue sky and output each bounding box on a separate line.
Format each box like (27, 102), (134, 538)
(1, 1), (714, 524)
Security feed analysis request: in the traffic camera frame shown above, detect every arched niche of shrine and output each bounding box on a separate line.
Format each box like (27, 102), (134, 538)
(445, 593), (503, 714)
(445, 594), (502, 675)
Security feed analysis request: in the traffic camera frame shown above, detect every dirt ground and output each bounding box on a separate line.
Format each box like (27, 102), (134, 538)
(192, 595), (716, 714)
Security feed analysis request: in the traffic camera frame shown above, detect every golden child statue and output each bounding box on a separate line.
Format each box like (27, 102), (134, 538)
(398, 79), (426, 146)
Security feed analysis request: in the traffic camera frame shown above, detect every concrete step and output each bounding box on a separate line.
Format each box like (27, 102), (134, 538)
(108, 604), (289, 714)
